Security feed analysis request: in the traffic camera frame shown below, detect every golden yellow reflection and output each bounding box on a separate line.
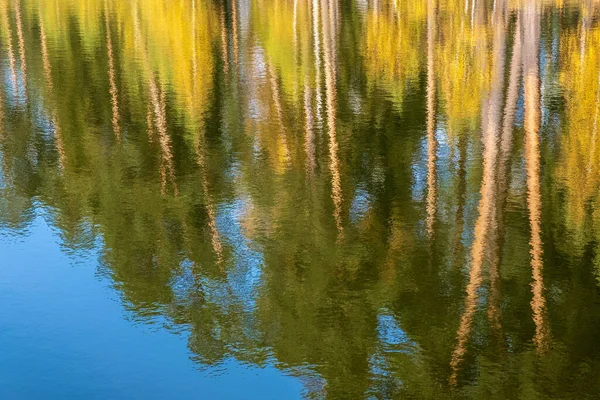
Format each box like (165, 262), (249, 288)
(556, 0), (600, 254)
(438, 0), (491, 136)
(267, 61), (292, 170)
(363, 0), (424, 113)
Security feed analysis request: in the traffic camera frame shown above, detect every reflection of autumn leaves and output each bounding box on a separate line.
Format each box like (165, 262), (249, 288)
(556, 6), (600, 244)
(438, 0), (492, 136)
(363, 0), (424, 112)
(49, 0), (217, 129)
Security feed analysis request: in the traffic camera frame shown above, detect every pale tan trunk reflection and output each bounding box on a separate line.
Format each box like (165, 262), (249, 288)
(220, 6), (229, 75)
(105, 0), (121, 141)
(304, 80), (316, 176)
(426, 0), (437, 239)
(488, 11), (523, 340)
(523, 0), (549, 353)
(14, 0), (27, 101)
(449, 0), (507, 384)
(195, 132), (224, 266)
(0, 0), (18, 93)
(39, 10), (66, 170)
(232, 0), (239, 68)
(321, 0), (343, 237)
(312, 0), (323, 125)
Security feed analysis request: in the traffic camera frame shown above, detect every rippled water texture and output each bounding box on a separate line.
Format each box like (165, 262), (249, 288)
(1, 0), (600, 398)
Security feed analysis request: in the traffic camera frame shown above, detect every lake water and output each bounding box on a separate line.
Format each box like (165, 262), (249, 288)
(1, 0), (600, 398)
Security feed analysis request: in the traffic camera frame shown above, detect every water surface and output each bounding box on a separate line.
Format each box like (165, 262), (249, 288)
(1, 0), (600, 398)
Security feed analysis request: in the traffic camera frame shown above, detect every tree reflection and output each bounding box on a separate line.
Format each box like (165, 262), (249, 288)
(0, 0), (600, 397)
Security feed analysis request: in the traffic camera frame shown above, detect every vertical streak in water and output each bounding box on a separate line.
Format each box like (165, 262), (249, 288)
(327, 0), (337, 66)
(292, 0), (299, 100)
(13, 0), (27, 101)
(449, 0), (507, 384)
(104, 0), (121, 142)
(523, 0), (548, 353)
(579, 0), (592, 66)
(302, 4), (315, 178)
(189, 2), (219, 260)
(220, 6), (229, 75)
(160, 85), (178, 196)
(231, 0), (239, 69)
(321, 0), (343, 237)
(192, 0), (197, 93)
(312, 0), (323, 126)
(426, 0), (437, 239)
(0, 72), (4, 140)
(293, 0), (298, 56)
(454, 131), (467, 260)
(586, 72), (600, 174)
(335, 0), (341, 37)
(0, 0), (17, 93)
(39, 15), (52, 90)
(485, 0), (507, 336)
(195, 130), (224, 266)
(488, 11), (522, 337)
(373, 0), (379, 30)
(499, 14), (522, 172)
(304, 80), (315, 176)
(146, 103), (154, 142)
(267, 61), (291, 169)
(39, 10), (66, 170)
